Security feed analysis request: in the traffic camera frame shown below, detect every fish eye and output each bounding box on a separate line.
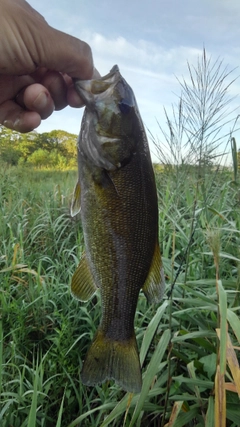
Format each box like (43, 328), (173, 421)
(118, 100), (131, 114)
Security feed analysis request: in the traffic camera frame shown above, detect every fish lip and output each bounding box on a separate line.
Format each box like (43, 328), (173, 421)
(75, 65), (119, 88)
(96, 64), (120, 81)
(74, 65), (121, 109)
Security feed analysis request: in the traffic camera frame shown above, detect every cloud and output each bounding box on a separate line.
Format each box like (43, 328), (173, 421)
(36, 28), (240, 162)
(79, 31), (203, 74)
(27, 0), (240, 160)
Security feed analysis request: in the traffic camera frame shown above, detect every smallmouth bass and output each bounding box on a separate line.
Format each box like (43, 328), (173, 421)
(71, 65), (165, 393)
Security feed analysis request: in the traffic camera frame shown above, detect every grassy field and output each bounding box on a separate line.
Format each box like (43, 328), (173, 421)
(0, 160), (239, 427)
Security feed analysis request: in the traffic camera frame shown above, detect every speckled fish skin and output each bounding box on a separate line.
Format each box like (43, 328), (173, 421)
(71, 65), (165, 393)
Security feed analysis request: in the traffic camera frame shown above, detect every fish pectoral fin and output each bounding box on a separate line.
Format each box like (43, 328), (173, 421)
(71, 253), (98, 301)
(71, 181), (81, 217)
(81, 329), (142, 393)
(142, 242), (165, 304)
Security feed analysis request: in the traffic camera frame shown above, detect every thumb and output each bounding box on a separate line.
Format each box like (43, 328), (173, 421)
(38, 26), (94, 80)
(1, 0), (93, 79)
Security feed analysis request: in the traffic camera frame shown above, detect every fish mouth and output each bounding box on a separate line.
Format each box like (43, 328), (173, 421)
(74, 65), (121, 110)
(75, 65), (133, 171)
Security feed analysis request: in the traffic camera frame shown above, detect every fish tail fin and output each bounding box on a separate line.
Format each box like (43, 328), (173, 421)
(81, 329), (142, 393)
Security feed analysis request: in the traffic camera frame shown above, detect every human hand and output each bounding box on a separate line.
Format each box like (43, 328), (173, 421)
(0, 0), (95, 133)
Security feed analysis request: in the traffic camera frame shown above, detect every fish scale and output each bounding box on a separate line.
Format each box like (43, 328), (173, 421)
(70, 65), (165, 393)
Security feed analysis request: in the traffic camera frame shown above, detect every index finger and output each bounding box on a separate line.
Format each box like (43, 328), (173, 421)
(67, 68), (101, 107)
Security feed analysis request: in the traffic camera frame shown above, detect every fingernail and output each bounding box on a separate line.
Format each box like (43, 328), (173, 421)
(13, 118), (21, 130)
(33, 92), (48, 109)
(3, 118), (22, 131)
(3, 119), (14, 129)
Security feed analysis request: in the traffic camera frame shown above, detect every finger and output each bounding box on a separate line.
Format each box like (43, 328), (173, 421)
(92, 68), (101, 79)
(22, 84), (55, 119)
(67, 68), (102, 107)
(39, 26), (94, 79)
(0, 100), (41, 133)
(67, 84), (85, 108)
(39, 71), (68, 110)
(15, 69), (69, 111)
(0, 75), (35, 103)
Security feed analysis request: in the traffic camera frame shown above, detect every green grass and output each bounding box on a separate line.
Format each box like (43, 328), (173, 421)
(0, 161), (240, 426)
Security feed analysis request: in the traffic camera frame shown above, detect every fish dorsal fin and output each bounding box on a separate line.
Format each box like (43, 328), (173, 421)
(71, 181), (81, 217)
(71, 253), (98, 301)
(142, 242), (165, 304)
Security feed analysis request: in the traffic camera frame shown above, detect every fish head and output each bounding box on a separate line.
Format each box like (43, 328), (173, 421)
(75, 65), (140, 171)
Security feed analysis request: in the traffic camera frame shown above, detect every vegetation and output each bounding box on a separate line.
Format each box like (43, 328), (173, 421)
(0, 51), (240, 426)
(0, 127), (78, 169)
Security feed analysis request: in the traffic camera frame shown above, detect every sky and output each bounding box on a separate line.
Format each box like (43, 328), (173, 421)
(28, 0), (240, 162)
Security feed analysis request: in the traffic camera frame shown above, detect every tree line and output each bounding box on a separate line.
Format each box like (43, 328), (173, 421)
(0, 125), (78, 169)
(1, 124), (239, 172)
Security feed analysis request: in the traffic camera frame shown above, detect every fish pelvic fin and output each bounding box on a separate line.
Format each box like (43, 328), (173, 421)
(71, 253), (98, 301)
(71, 181), (81, 217)
(142, 241), (165, 304)
(81, 329), (142, 393)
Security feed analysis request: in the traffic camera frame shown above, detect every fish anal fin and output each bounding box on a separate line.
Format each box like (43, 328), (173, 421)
(81, 329), (142, 393)
(71, 181), (81, 217)
(71, 253), (97, 301)
(142, 242), (165, 304)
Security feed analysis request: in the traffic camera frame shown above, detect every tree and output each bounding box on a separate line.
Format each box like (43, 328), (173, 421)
(26, 148), (68, 169)
(0, 126), (78, 168)
(26, 148), (51, 168)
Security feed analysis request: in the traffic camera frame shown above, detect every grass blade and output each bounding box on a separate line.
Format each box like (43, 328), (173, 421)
(27, 364), (39, 427)
(227, 309), (240, 342)
(218, 280), (227, 375)
(69, 403), (115, 427)
(56, 389), (66, 427)
(226, 332), (240, 398)
(205, 396), (214, 427)
(167, 401), (184, 427)
(0, 321), (2, 398)
(214, 365), (226, 427)
(130, 329), (171, 426)
(140, 300), (169, 365)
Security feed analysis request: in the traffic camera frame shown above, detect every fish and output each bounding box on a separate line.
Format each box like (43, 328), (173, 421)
(71, 65), (165, 393)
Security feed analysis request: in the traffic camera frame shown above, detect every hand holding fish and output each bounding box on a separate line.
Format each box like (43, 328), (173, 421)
(0, 0), (94, 133)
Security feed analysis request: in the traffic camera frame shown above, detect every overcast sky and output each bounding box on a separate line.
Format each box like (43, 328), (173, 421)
(28, 0), (240, 161)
